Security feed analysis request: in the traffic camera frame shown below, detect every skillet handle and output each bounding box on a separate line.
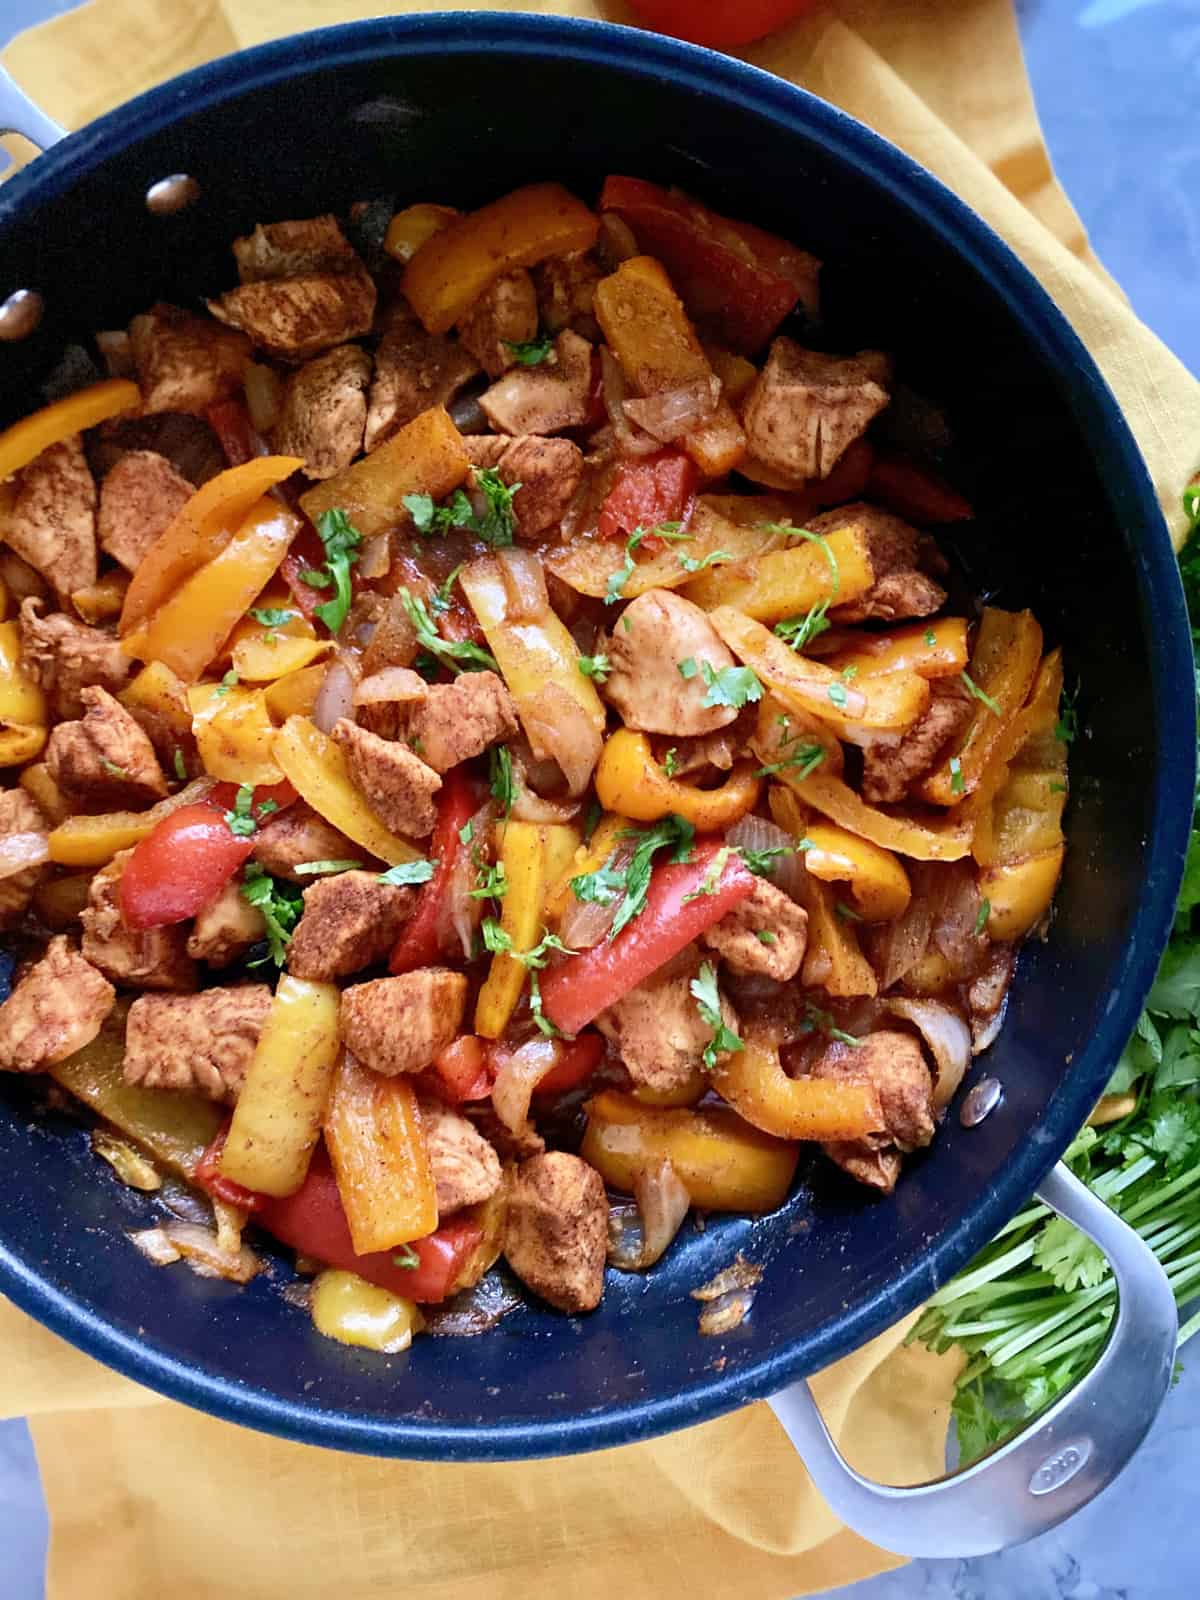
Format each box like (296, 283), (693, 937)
(767, 1162), (1177, 1558)
(0, 64), (65, 153)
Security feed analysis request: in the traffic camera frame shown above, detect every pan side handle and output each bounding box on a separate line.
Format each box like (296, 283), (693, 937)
(0, 64), (66, 154)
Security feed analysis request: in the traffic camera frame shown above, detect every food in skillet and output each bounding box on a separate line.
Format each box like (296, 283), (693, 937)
(0, 178), (1069, 1351)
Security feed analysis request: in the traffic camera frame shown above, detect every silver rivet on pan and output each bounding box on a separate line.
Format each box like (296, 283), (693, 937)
(960, 1076), (1003, 1128)
(145, 174), (201, 215)
(0, 288), (44, 342)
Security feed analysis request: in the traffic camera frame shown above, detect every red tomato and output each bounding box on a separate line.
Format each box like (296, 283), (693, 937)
(195, 1126), (268, 1213)
(596, 449), (698, 543)
(426, 1036), (495, 1104)
(119, 802), (255, 930)
(389, 769), (479, 974)
(530, 1032), (605, 1098)
(626, 0), (819, 49)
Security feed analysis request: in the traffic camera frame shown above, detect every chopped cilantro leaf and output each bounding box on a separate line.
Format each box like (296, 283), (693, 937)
(378, 858), (436, 887)
(961, 670), (1002, 716)
(240, 863), (303, 967)
(391, 1244), (420, 1269)
(399, 588), (498, 675)
(214, 667), (239, 697)
(505, 336), (554, 366)
(924, 628), (937, 647)
(306, 508), (363, 636)
(677, 657), (698, 680)
(755, 741), (826, 780)
(224, 784), (258, 837)
(570, 860), (626, 906)
(578, 653), (611, 682)
(610, 815), (695, 938)
(678, 548), (734, 575)
(404, 474), (519, 549)
(294, 859), (362, 877)
(99, 759), (129, 781)
(458, 819), (475, 847)
(489, 745), (515, 817)
(738, 844), (792, 877)
(173, 748), (188, 783)
(700, 660), (762, 710)
(950, 756), (965, 795)
(470, 858), (509, 901)
(755, 929), (777, 946)
(974, 897), (991, 936)
(690, 960), (743, 1070)
(662, 747), (679, 779)
(827, 680), (849, 710)
(431, 564), (464, 616)
(250, 606), (298, 628)
(775, 603), (832, 652)
(604, 523), (690, 605)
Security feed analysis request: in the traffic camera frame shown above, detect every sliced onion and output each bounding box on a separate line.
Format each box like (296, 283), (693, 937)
(634, 1157), (690, 1268)
(492, 1037), (559, 1133)
(510, 784), (581, 824)
(598, 212), (639, 266)
(358, 533), (392, 581)
(354, 666), (429, 707)
(0, 832), (49, 880)
(698, 1288), (757, 1336)
(691, 1255), (764, 1301)
(725, 814), (805, 900)
(931, 862), (985, 977)
(601, 349), (660, 458)
(623, 377), (720, 444)
(422, 1272), (524, 1336)
(439, 800), (489, 961)
(968, 947), (1015, 1055)
(559, 893), (617, 951)
(495, 547), (548, 624)
(312, 659), (356, 733)
(128, 1227), (182, 1266)
(972, 1005), (1006, 1056)
(521, 682), (602, 796)
(160, 1219), (261, 1283)
(886, 997), (972, 1110)
(867, 880), (933, 990)
(244, 362), (282, 433)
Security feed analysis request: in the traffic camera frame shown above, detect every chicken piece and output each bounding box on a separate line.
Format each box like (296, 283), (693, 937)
(403, 670), (519, 774)
(504, 1151), (607, 1314)
(251, 803), (362, 883)
(810, 1030), (936, 1195)
(534, 253), (602, 338)
(479, 330), (594, 435)
(743, 341), (892, 484)
(604, 589), (739, 737)
(186, 878), (266, 968)
(123, 985), (272, 1103)
(97, 450), (193, 573)
(232, 215), (362, 283)
(822, 1142), (902, 1192)
(7, 435), (97, 602)
(0, 787), (49, 931)
(597, 946), (738, 1095)
(287, 870), (415, 982)
(457, 270), (539, 377)
(464, 435), (584, 539)
(363, 319), (479, 452)
(271, 344), (372, 480)
(330, 719), (441, 839)
(0, 936), (114, 1072)
(702, 877), (808, 982)
(338, 968), (467, 1077)
(466, 1104), (546, 1162)
(663, 726), (743, 778)
(814, 502), (949, 625)
(96, 328), (134, 379)
(861, 686), (973, 804)
(417, 1095), (503, 1216)
(128, 302), (251, 415)
(18, 598), (133, 721)
(46, 686), (167, 809)
(80, 850), (196, 991)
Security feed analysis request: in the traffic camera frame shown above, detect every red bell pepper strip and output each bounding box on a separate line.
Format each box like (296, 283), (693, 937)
(206, 399), (270, 469)
(389, 768), (479, 974)
(195, 1126), (268, 1213)
(208, 778), (297, 815)
(599, 176), (815, 354)
(866, 452), (974, 524)
(424, 1035), (495, 1104)
(539, 839), (755, 1036)
(530, 1031), (605, 1098)
(279, 524), (332, 623)
(596, 449), (697, 543)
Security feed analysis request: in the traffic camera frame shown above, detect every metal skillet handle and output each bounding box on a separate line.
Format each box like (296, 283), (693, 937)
(768, 1163), (1177, 1558)
(0, 64), (65, 153)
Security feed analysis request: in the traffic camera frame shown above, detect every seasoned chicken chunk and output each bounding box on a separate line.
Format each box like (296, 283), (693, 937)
(604, 589), (739, 737)
(271, 344), (371, 480)
(702, 877), (808, 981)
(97, 450), (193, 573)
(287, 870), (415, 982)
(534, 253), (602, 338)
(810, 1030), (936, 1194)
(232, 215), (362, 282)
(597, 946), (737, 1095)
(363, 319), (478, 452)
(46, 686), (167, 808)
(861, 685), (973, 804)
(128, 302), (251, 415)
(816, 502), (948, 625)
(331, 719), (441, 838)
(464, 434), (584, 538)
(18, 598), (133, 721)
(457, 270), (539, 377)
(404, 671), (519, 774)
(186, 878), (265, 968)
(339, 968), (467, 1077)
(0, 787), (49, 931)
(0, 936), (114, 1072)
(123, 985), (272, 1102)
(418, 1095), (503, 1216)
(743, 341), (892, 484)
(252, 803), (362, 883)
(466, 1104), (546, 1163)
(7, 436), (97, 601)
(504, 1151), (607, 1314)
(80, 851), (196, 991)
(479, 330), (594, 435)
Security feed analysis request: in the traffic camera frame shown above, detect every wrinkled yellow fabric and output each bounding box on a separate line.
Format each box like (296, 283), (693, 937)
(0, 3), (1196, 1597)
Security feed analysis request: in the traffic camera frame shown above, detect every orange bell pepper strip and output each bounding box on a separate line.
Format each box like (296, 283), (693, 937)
(917, 608), (1043, 807)
(383, 203), (459, 264)
(474, 820), (581, 1040)
(544, 812), (633, 924)
(681, 523), (874, 622)
(403, 183), (600, 334)
(969, 649), (1067, 867)
(323, 1055), (438, 1255)
(818, 617), (970, 682)
(767, 764), (974, 862)
(594, 728), (761, 829)
(0, 378), (140, 482)
(980, 847), (1065, 941)
(272, 715), (422, 868)
(119, 455), (302, 635)
(580, 1090), (798, 1212)
(801, 820), (912, 922)
(299, 404), (470, 540)
(752, 695), (845, 782)
(594, 255), (746, 477)
(712, 1031), (885, 1142)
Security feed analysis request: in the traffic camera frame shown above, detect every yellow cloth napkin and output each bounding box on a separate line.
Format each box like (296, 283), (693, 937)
(0, 3), (1197, 1597)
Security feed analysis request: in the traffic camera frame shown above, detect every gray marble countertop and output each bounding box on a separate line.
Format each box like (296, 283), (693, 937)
(1, 2), (1198, 1595)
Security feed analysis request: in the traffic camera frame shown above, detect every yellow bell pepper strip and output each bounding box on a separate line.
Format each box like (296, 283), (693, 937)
(916, 607), (1043, 806)
(0, 619), (46, 728)
(766, 763), (974, 862)
(682, 525), (874, 622)
(594, 727), (761, 829)
(219, 976), (341, 1197)
(403, 182), (600, 334)
(299, 403), (470, 540)
(229, 610), (331, 682)
(544, 811), (633, 924)
(0, 724), (46, 766)
(272, 715), (421, 867)
(581, 1090), (799, 1212)
(702, 344), (759, 407)
(459, 553), (606, 794)
(753, 694), (845, 782)
(801, 820), (912, 922)
(263, 664), (325, 723)
(46, 778), (213, 868)
(20, 762), (71, 825)
(310, 1270), (424, 1354)
(820, 617), (970, 681)
(799, 870), (879, 997)
(127, 498), (301, 683)
(711, 1030), (885, 1142)
(119, 454), (302, 635)
(447, 1171), (511, 1296)
(118, 660), (193, 752)
(383, 202), (459, 264)
(980, 847), (1066, 941)
(475, 820), (581, 1040)
(188, 682), (285, 787)
(0, 379), (140, 482)
(323, 1054), (437, 1254)
(594, 255), (746, 477)
(71, 569), (129, 625)
(972, 649), (1068, 868)
(630, 1069), (709, 1109)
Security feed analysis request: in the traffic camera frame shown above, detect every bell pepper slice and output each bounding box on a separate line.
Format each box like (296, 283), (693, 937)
(389, 768), (478, 974)
(544, 811), (633, 923)
(971, 650), (1068, 869)
(272, 715), (423, 868)
(118, 800), (255, 929)
(46, 777), (214, 868)
(0, 378), (140, 482)
(383, 202), (459, 264)
(263, 664), (325, 723)
(528, 1032), (605, 1099)
(425, 1035), (494, 1104)
(0, 618), (46, 728)
(402, 182), (600, 334)
(769, 765), (973, 863)
(71, 570), (129, 625)
(596, 450), (698, 542)
(20, 762), (71, 826)
(711, 1032), (885, 1142)
(229, 603), (330, 682)
(681, 524), (874, 621)
(981, 846), (1065, 941)
(299, 403), (470, 540)
(206, 398), (269, 468)
(801, 820), (912, 923)
(474, 820), (581, 1039)
(310, 1270), (423, 1353)
(323, 1054), (437, 1254)
(188, 682), (285, 787)
(594, 728), (761, 830)
(867, 452), (974, 524)
(819, 618), (970, 682)
(539, 838), (755, 1036)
